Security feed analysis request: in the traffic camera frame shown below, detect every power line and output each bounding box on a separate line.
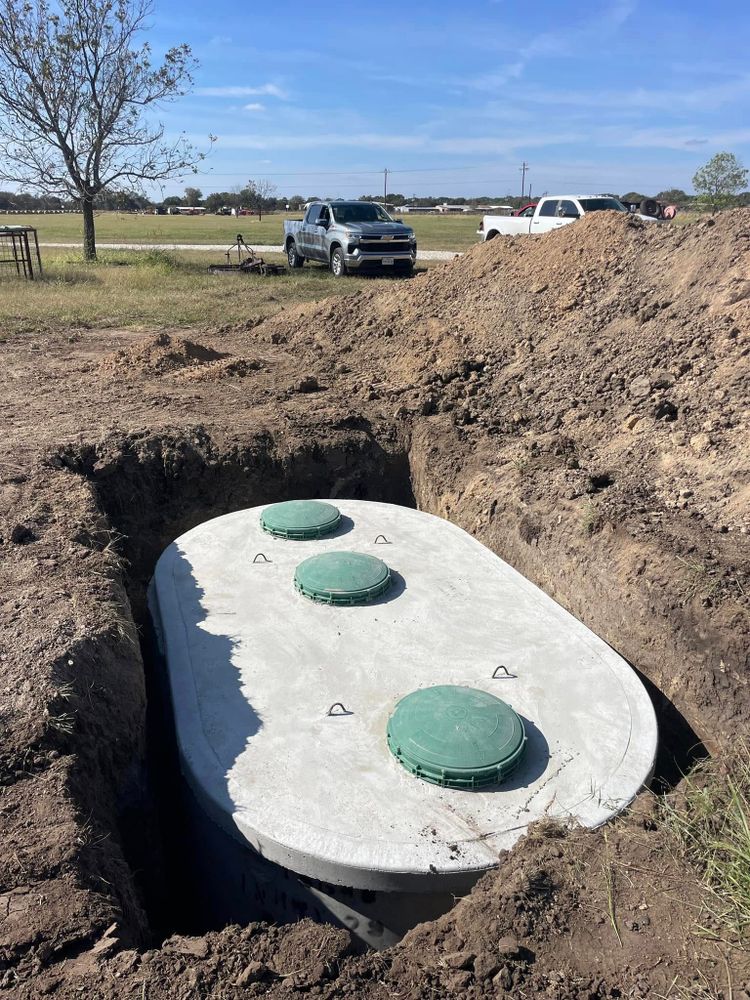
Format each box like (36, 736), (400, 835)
(189, 177), (523, 191)
(192, 164), (526, 179)
(194, 182), (530, 198)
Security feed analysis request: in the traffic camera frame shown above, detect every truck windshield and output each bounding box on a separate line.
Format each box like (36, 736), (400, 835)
(578, 198), (627, 213)
(331, 202), (394, 224)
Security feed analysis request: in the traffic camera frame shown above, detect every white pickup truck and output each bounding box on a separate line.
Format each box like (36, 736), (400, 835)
(477, 194), (657, 241)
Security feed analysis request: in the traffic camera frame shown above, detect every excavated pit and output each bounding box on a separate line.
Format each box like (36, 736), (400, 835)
(52, 426), (706, 947)
(2, 210), (748, 995)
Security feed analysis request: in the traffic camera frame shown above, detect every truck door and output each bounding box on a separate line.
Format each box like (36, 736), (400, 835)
(555, 199), (581, 227)
(531, 199), (560, 232)
(315, 204), (331, 261)
(300, 204), (320, 256)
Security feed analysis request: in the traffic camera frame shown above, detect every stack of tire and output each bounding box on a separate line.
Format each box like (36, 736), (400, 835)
(639, 198), (677, 220)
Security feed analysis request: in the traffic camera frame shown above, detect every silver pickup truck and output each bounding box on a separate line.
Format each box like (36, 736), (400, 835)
(283, 200), (417, 277)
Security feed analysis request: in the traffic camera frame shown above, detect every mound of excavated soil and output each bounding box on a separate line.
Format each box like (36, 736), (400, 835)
(254, 212), (749, 541)
(1, 210), (749, 999)
(99, 332), (227, 375)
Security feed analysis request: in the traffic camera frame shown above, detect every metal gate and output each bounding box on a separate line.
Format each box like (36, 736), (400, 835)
(0, 225), (43, 280)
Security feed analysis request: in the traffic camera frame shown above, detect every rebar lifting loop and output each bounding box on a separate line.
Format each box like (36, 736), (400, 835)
(252, 552), (272, 564)
(326, 702), (352, 716)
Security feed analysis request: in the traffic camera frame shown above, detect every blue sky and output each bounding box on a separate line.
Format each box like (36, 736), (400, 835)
(149, 0), (750, 200)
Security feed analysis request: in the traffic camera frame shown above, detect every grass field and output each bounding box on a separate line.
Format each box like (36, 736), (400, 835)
(0, 248), (435, 335)
(0, 211), (481, 251)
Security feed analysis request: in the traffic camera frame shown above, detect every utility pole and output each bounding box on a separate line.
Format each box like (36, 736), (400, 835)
(383, 167), (388, 208)
(519, 161), (529, 199)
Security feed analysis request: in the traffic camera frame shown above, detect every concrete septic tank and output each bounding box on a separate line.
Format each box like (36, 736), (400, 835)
(148, 500), (657, 948)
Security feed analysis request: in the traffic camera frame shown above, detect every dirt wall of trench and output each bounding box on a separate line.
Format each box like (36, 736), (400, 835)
(1, 209), (748, 997)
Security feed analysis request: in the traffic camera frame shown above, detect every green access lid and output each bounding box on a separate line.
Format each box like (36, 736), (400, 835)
(387, 685), (527, 789)
(295, 551), (392, 605)
(261, 500), (341, 540)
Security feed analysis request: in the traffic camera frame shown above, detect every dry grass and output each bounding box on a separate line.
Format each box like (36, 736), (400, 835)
(653, 953), (736, 1000)
(601, 829), (623, 946)
(663, 746), (750, 944)
(0, 248), (425, 335)
(580, 499), (599, 536)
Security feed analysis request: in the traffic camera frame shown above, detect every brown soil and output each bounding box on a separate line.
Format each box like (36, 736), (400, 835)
(99, 332), (228, 375)
(1, 211), (748, 998)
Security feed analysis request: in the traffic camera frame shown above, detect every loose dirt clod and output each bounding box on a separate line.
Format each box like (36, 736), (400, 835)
(0, 211), (748, 998)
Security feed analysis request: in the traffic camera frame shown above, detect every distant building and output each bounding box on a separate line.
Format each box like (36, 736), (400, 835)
(401, 203), (512, 215)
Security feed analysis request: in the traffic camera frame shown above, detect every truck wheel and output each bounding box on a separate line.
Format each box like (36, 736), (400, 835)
(330, 247), (347, 278)
(287, 241), (304, 268)
(485, 230), (498, 240)
(640, 198), (658, 218)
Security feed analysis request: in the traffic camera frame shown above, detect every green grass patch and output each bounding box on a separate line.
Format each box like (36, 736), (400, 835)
(663, 747), (750, 943)
(0, 210), (482, 251)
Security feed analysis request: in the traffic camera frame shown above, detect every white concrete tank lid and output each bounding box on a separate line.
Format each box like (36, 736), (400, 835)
(148, 500), (658, 893)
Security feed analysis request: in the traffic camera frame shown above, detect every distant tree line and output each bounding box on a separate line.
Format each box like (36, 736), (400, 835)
(0, 188), (156, 211)
(620, 189), (750, 210)
(3, 154), (749, 216)
(4, 186), (749, 214)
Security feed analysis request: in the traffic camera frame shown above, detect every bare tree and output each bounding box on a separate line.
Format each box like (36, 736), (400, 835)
(0, 0), (207, 258)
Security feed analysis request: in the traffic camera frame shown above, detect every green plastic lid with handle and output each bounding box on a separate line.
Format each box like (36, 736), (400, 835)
(387, 685), (527, 789)
(295, 550), (392, 605)
(261, 500), (341, 540)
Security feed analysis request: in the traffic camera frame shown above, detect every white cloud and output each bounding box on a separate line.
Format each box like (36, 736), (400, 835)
(521, 74), (750, 114)
(466, 62), (525, 91)
(195, 84), (288, 99)
(243, 103), (265, 112)
(455, 0), (635, 92)
(205, 131), (583, 155)
(609, 126), (750, 151)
